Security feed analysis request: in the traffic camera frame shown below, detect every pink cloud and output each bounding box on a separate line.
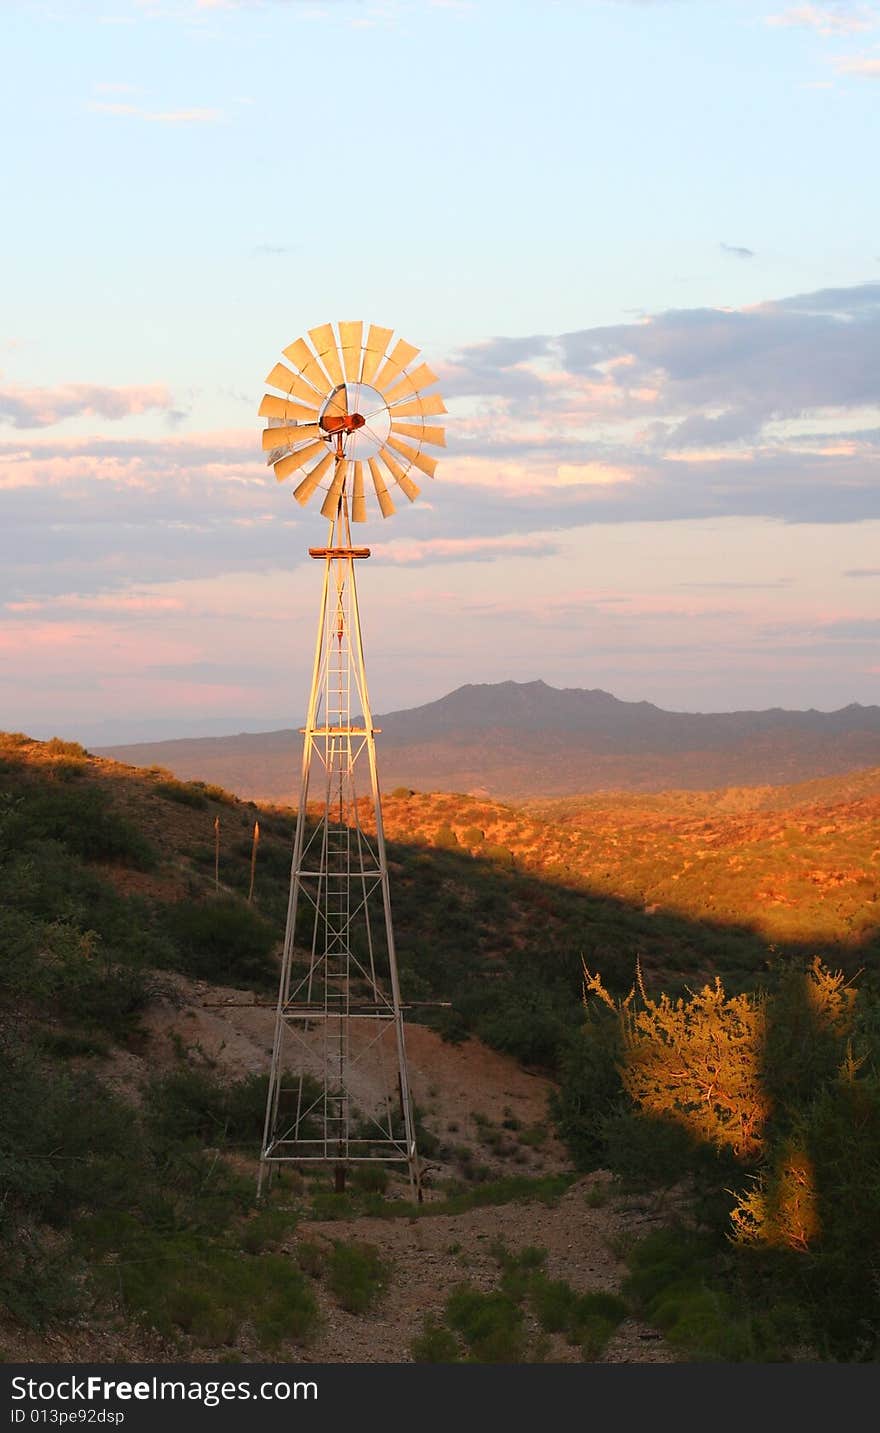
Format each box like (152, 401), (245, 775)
(371, 533), (562, 565)
(767, 5), (876, 35)
(7, 593), (185, 615)
(0, 382), (177, 430)
(834, 54), (880, 75)
(0, 428), (254, 491)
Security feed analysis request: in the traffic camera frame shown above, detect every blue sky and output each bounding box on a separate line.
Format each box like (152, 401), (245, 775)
(2, 0), (879, 743)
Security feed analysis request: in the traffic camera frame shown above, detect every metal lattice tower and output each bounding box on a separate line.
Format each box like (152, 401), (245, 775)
(256, 322), (447, 1202)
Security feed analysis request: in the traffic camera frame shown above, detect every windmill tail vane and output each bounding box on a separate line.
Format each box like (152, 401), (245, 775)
(256, 322), (446, 1204)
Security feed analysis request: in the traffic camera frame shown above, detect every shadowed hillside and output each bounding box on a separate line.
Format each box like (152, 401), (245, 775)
(95, 680), (880, 802)
(3, 731), (880, 1365)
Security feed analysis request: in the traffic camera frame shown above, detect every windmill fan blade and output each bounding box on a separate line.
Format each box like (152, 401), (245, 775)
(293, 451), (333, 506)
(390, 421), (446, 447)
(368, 456), (396, 519)
(351, 460), (367, 523)
(261, 422), (321, 452)
(379, 449), (420, 502)
(360, 324), (394, 384)
(283, 337), (316, 373)
(386, 435), (438, 477)
(300, 354), (333, 393)
(373, 339), (421, 395)
(320, 457), (347, 520)
(383, 362), (439, 407)
(265, 363), (325, 405)
(259, 394), (319, 423)
(308, 323), (344, 387)
(389, 393), (448, 417)
(338, 321), (363, 384)
(397, 472), (420, 502)
(274, 439), (328, 482)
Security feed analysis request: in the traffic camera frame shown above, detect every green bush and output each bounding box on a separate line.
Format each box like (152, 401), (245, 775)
(445, 1284), (526, 1363)
(162, 896), (277, 985)
(483, 843), (514, 868)
(144, 1068), (269, 1147)
(411, 1317), (461, 1362)
(86, 1221), (318, 1350)
(327, 1240), (390, 1313)
(6, 783), (156, 869)
(155, 780), (209, 810)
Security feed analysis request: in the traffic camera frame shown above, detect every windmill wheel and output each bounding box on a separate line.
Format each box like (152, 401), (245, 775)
(259, 322), (447, 521)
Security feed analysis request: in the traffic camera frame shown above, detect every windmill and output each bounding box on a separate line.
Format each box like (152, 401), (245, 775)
(257, 322), (446, 1201)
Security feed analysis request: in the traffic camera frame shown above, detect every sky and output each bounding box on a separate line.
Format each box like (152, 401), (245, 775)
(1, 0), (879, 744)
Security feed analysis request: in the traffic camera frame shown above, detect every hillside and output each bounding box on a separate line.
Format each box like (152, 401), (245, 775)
(95, 680), (880, 802)
(3, 732), (880, 1364)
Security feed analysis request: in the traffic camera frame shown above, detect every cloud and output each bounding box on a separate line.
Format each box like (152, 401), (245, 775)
(6, 593), (185, 616)
(819, 617), (880, 637)
(843, 567), (880, 576)
(766, 4), (877, 35)
(1, 280), (879, 626)
(720, 243), (755, 259)
(87, 102), (222, 123)
(371, 533), (563, 565)
(834, 54), (880, 75)
(447, 281), (880, 456)
(0, 383), (180, 430)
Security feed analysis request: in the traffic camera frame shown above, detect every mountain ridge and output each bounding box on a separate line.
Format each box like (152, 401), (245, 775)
(94, 679), (880, 803)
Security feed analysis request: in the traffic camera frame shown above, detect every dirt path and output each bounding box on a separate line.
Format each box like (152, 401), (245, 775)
(287, 1173), (676, 1363)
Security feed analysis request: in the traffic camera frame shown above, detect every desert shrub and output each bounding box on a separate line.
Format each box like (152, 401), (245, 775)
(424, 1174), (572, 1216)
(472, 981), (574, 1070)
(0, 1042), (140, 1229)
(45, 738), (89, 758)
(53, 760), (88, 781)
(144, 1068), (294, 1151)
(391, 787), (413, 799)
(445, 1285), (526, 1363)
(582, 964), (770, 1159)
(622, 1226), (801, 1362)
(6, 783), (156, 869)
(435, 824), (459, 849)
(0, 1234), (84, 1329)
(295, 1241), (327, 1279)
(483, 843), (514, 868)
(350, 1163), (390, 1195)
(155, 779), (208, 810)
(326, 1240), (390, 1313)
(162, 896), (277, 985)
(86, 1221), (318, 1350)
(197, 782), (238, 807)
(239, 1208), (295, 1254)
(411, 1317), (461, 1362)
(528, 1274), (579, 1333)
(462, 826), (484, 848)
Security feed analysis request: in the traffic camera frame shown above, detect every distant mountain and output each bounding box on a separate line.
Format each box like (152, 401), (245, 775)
(95, 680), (880, 802)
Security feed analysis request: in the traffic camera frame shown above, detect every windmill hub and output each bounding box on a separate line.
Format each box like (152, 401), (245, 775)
(320, 410), (366, 435)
